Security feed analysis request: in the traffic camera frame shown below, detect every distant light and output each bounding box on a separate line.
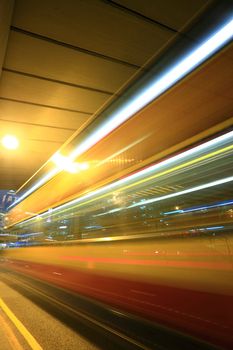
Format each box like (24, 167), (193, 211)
(181, 199), (233, 214)
(1, 135), (19, 150)
(102, 237), (113, 241)
(206, 226), (224, 230)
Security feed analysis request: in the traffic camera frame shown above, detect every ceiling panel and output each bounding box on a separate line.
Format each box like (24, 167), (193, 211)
(0, 119), (73, 143)
(0, 99), (90, 130)
(4, 30), (138, 93)
(11, 0), (175, 66)
(1, 144), (59, 164)
(0, 70), (111, 113)
(0, 150), (53, 171)
(114, 0), (210, 31)
(21, 139), (63, 153)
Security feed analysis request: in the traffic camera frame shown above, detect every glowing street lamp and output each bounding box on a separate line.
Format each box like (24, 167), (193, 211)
(1, 135), (19, 150)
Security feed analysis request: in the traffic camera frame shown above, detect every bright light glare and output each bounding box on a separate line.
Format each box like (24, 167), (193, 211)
(1, 135), (19, 150)
(52, 153), (77, 173)
(78, 162), (89, 171)
(52, 153), (90, 173)
(8, 18), (233, 209)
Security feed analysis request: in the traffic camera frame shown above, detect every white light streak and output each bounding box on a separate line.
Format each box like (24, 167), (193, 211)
(128, 176), (233, 209)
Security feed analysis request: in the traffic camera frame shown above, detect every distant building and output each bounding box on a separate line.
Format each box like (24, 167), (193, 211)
(0, 190), (17, 213)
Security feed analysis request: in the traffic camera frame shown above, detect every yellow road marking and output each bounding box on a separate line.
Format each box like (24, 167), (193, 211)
(0, 311), (24, 350)
(0, 298), (43, 350)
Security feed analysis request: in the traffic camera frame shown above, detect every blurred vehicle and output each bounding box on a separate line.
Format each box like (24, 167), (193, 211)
(2, 129), (233, 349)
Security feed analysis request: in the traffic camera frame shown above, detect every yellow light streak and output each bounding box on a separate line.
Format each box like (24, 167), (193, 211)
(114, 144), (233, 196)
(8, 143), (233, 227)
(55, 143), (233, 216)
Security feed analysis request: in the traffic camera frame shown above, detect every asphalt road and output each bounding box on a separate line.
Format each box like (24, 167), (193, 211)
(0, 275), (101, 350)
(0, 268), (221, 350)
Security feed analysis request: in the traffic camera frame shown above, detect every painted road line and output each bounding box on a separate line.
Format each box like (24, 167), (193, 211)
(0, 310), (24, 350)
(0, 298), (43, 350)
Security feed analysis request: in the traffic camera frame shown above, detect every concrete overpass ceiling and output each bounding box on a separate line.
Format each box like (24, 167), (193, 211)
(0, 0), (218, 190)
